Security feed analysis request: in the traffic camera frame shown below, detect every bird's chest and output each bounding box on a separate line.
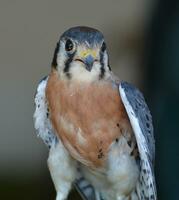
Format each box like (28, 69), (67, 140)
(46, 72), (130, 168)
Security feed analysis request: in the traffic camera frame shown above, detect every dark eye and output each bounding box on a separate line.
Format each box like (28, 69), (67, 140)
(65, 39), (74, 52)
(101, 42), (106, 52)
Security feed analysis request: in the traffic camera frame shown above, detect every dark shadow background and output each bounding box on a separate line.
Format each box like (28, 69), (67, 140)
(0, 0), (178, 199)
(146, 0), (179, 199)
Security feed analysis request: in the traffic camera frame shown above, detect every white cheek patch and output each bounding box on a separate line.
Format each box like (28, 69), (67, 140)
(57, 47), (67, 72)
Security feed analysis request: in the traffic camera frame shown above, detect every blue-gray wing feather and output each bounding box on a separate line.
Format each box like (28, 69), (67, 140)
(119, 81), (157, 200)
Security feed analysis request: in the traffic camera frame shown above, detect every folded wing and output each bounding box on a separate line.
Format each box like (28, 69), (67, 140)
(119, 81), (157, 200)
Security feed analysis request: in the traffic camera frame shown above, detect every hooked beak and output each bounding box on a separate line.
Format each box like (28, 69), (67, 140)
(75, 50), (97, 72)
(83, 54), (95, 72)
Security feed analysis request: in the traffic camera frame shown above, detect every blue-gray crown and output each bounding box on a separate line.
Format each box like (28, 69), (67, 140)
(60, 26), (104, 45)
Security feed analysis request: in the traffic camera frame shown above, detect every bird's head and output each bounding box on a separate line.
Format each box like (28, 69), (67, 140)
(52, 26), (111, 82)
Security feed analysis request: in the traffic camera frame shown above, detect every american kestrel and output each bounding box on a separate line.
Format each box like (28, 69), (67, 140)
(34, 26), (157, 200)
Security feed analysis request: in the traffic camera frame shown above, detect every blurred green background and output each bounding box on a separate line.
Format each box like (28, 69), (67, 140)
(0, 0), (178, 199)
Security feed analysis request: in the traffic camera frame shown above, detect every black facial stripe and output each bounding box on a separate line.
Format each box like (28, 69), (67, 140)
(99, 51), (106, 79)
(63, 52), (75, 78)
(99, 66), (105, 79)
(107, 54), (111, 71)
(51, 42), (60, 68)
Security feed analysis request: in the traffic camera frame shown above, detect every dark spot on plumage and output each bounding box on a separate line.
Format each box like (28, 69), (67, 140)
(98, 152), (104, 159)
(115, 138), (119, 143)
(99, 148), (103, 153)
(116, 123), (120, 127)
(146, 122), (150, 128)
(52, 42), (60, 68)
(143, 169), (147, 174)
(130, 111), (134, 116)
(127, 140), (132, 147)
(46, 112), (49, 118)
(150, 194), (154, 199)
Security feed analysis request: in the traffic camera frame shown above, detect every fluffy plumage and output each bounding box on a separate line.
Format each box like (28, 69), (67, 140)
(34, 26), (157, 200)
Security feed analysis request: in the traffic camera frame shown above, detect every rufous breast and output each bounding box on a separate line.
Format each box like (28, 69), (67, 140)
(46, 70), (131, 168)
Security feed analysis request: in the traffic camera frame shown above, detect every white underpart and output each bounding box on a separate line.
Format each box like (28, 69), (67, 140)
(80, 136), (139, 200)
(107, 139), (139, 199)
(119, 85), (156, 199)
(48, 141), (77, 200)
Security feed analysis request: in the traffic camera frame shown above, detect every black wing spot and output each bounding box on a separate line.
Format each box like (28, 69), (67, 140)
(151, 195), (154, 199)
(146, 122), (150, 128)
(146, 114), (150, 121)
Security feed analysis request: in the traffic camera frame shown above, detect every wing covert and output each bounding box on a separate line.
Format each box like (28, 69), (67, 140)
(33, 76), (58, 148)
(119, 81), (157, 200)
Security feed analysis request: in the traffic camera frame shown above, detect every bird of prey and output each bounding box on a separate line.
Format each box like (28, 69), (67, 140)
(34, 26), (157, 200)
